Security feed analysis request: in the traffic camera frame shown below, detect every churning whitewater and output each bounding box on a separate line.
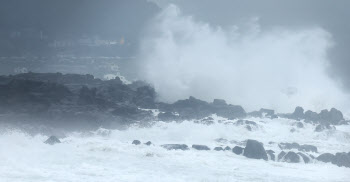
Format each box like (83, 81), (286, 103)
(1, 114), (349, 182)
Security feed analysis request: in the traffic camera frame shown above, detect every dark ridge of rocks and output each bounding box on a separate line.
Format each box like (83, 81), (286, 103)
(232, 146), (244, 155)
(161, 144), (189, 151)
(157, 112), (179, 122)
(248, 108), (277, 119)
(282, 151), (301, 163)
(266, 150), (275, 161)
(316, 152), (350, 168)
(192, 144), (210, 151)
(44, 136), (61, 145)
(284, 106), (345, 125)
(144, 141), (152, 146)
(214, 147), (224, 151)
(132, 140), (141, 145)
(243, 139), (268, 160)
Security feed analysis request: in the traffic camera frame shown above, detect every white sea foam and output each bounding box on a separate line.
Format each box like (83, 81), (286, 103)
(1, 117), (349, 182)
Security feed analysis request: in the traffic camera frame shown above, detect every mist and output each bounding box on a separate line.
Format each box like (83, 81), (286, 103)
(138, 5), (350, 114)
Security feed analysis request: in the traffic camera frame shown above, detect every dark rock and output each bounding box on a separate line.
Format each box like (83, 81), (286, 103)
(279, 142), (300, 150)
(332, 152), (350, 168)
(315, 124), (335, 132)
(316, 153), (335, 163)
(295, 122), (304, 128)
(144, 141), (152, 146)
(157, 112), (179, 121)
(246, 125), (252, 131)
(304, 110), (319, 122)
(212, 99), (227, 106)
(192, 144), (210, 150)
(266, 150), (276, 161)
(214, 147), (224, 151)
(44, 136), (61, 145)
(298, 152), (311, 163)
(291, 106), (304, 120)
(232, 146), (244, 155)
(132, 140), (141, 145)
(248, 108), (276, 118)
(195, 117), (214, 125)
(243, 139), (268, 160)
(215, 138), (228, 143)
(299, 144), (318, 153)
(282, 151), (301, 163)
(161, 144), (189, 150)
(278, 151), (287, 161)
(224, 146), (231, 151)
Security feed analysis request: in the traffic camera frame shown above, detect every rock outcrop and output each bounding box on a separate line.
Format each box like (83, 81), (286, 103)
(243, 139), (268, 160)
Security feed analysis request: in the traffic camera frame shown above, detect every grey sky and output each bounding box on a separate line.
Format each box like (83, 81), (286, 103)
(150, 0), (350, 92)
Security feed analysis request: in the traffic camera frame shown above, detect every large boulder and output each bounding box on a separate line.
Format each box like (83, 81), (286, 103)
(291, 106), (304, 120)
(161, 144), (189, 150)
(192, 144), (210, 151)
(282, 151), (301, 163)
(316, 153), (335, 163)
(44, 136), (61, 145)
(243, 139), (268, 160)
(232, 146), (244, 155)
(332, 152), (350, 168)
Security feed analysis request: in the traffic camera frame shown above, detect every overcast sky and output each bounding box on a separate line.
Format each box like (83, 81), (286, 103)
(149, 0), (350, 92)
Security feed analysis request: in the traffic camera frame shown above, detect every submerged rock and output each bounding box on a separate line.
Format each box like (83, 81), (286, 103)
(243, 139), (268, 160)
(132, 140), (141, 145)
(161, 144), (189, 150)
(214, 147), (224, 151)
(192, 144), (210, 150)
(44, 136), (61, 145)
(266, 150), (275, 161)
(282, 151), (301, 163)
(232, 146), (244, 155)
(144, 141), (152, 146)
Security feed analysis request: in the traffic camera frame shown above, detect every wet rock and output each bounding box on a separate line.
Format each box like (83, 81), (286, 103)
(295, 122), (304, 128)
(144, 141), (152, 146)
(282, 151), (301, 163)
(224, 146), (231, 151)
(316, 153), (335, 163)
(214, 147), (224, 151)
(315, 124), (335, 132)
(278, 142), (300, 150)
(192, 144), (210, 150)
(161, 144), (189, 150)
(278, 151), (287, 161)
(298, 152), (311, 163)
(243, 139), (268, 160)
(299, 144), (318, 153)
(132, 140), (141, 145)
(291, 106), (304, 120)
(266, 150), (276, 161)
(157, 112), (179, 121)
(332, 152), (350, 168)
(232, 146), (244, 155)
(44, 136), (61, 145)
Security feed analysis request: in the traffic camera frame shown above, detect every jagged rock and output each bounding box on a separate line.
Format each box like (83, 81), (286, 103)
(232, 146), (244, 155)
(132, 140), (141, 145)
(144, 141), (152, 146)
(332, 152), (350, 168)
(192, 144), (210, 150)
(243, 139), (268, 160)
(214, 147), (224, 151)
(44, 136), (61, 145)
(298, 152), (311, 163)
(291, 106), (304, 120)
(224, 146), (231, 151)
(161, 144), (189, 150)
(266, 150), (276, 161)
(278, 151), (287, 161)
(316, 153), (335, 163)
(282, 151), (301, 163)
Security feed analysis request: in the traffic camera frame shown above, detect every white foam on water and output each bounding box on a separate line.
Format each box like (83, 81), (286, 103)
(1, 117), (349, 182)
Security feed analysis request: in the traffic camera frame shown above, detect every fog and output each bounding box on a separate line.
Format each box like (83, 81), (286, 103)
(138, 5), (350, 113)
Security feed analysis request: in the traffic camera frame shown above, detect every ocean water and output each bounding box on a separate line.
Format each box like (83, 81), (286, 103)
(0, 115), (349, 182)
